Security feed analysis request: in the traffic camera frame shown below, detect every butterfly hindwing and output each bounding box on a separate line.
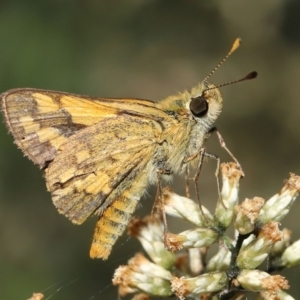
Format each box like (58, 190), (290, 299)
(45, 114), (161, 224)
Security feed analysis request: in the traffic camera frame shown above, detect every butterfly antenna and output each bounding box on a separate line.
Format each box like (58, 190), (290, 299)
(205, 71), (258, 92)
(203, 38), (242, 83)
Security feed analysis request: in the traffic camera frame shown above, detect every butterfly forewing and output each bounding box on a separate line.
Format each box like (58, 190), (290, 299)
(1, 89), (119, 167)
(1, 89), (170, 168)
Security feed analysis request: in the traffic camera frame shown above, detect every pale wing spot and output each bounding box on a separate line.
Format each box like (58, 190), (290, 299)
(36, 127), (68, 151)
(57, 166), (77, 184)
(33, 93), (60, 114)
(37, 127), (61, 143)
(18, 115), (41, 134)
(76, 150), (91, 164)
(73, 173), (97, 193)
(52, 185), (73, 198)
(49, 135), (68, 149)
(85, 172), (110, 195)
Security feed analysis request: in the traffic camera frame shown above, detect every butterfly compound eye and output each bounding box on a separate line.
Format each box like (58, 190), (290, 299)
(189, 95), (208, 117)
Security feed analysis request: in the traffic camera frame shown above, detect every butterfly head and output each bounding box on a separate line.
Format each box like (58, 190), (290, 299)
(188, 81), (223, 130)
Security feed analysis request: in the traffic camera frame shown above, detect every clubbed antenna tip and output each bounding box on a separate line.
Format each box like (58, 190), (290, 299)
(203, 38), (242, 83)
(230, 38), (242, 54)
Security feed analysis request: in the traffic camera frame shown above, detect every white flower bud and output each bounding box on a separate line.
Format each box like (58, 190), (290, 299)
(162, 188), (213, 226)
(171, 272), (227, 299)
(165, 228), (218, 251)
(259, 173), (300, 224)
(215, 163), (243, 228)
(206, 247), (231, 272)
(113, 253), (172, 297)
(128, 216), (176, 269)
(234, 197), (264, 234)
(237, 222), (283, 269)
(281, 239), (300, 268)
(237, 270), (289, 295)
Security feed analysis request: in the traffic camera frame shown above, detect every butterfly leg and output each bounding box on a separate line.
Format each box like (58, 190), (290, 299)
(183, 146), (221, 217)
(191, 148), (220, 220)
(185, 166), (191, 198)
(153, 167), (174, 250)
(209, 127), (244, 176)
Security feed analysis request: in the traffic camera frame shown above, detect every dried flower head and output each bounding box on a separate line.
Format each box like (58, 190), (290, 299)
(112, 164), (299, 299)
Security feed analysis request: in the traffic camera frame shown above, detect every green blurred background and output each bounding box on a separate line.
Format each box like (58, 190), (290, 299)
(0, 1), (300, 299)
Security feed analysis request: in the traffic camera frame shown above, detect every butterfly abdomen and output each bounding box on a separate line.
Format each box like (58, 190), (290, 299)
(90, 197), (139, 259)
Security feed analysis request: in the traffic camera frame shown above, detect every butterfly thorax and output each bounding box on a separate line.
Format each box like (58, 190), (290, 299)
(153, 82), (223, 176)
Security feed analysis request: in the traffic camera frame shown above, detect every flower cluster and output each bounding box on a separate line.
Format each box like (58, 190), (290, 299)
(113, 163), (300, 299)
